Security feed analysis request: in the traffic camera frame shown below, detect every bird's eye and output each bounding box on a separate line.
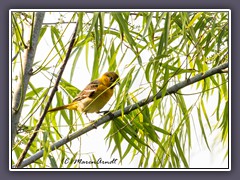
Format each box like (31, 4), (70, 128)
(109, 76), (114, 82)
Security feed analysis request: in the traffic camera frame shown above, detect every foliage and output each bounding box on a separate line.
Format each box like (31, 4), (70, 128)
(11, 11), (229, 168)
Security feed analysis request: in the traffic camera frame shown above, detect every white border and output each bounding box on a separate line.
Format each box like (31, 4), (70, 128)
(228, 10), (231, 171)
(9, 9), (231, 171)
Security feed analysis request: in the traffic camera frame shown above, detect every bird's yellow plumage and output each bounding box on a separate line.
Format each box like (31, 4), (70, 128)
(48, 72), (119, 117)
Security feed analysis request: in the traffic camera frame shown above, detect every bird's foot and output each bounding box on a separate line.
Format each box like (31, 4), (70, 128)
(97, 111), (114, 119)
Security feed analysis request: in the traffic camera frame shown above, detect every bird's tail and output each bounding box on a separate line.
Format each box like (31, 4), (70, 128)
(48, 102), (78, 113)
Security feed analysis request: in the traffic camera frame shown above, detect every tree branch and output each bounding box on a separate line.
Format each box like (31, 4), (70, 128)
(13, 62), (229, 168)
(12, 12), (45, 145)
(14, 20), (79, 168)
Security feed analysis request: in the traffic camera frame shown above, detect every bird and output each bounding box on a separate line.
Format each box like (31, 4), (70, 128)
(48, 71), (119, 120)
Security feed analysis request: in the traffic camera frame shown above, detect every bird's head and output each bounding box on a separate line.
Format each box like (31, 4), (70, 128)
(100, 71), (120, 88)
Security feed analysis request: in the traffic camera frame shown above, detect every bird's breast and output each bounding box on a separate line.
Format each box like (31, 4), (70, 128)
(77, 87), (113, 113)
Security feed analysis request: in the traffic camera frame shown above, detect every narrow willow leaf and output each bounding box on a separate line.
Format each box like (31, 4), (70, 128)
(77, 12), (84, 37)
(186, 12), (203, 28)
(111, 120), (123, 159)
(42, 132), (50, 168)
(176, 93), (191, 147)
(25, 87), (44, 100)
(111, 13), (140, 63)
(145, 59), (153, 83)
(219, 101), (228, 142)
(38, 25), (47, 43)
(50, 26), (66, 57)
(197, 107), (211, 150)
(66, 153), (78, 168)
(162, 67), (169, 97)
(59, 146), (66, 168)
(12, 13), (25, 47)
(216, 91), (221, 121)
(81, 12), (99, 45)
(92, 19), (101, 81)
(70, 45), (84, 83)
(122, 141), (133, 160)
(157, 32), (164, 56)
(138, 147), (145, 167)
(22, 87), (49, 123)
(58, 77), (80, 98)
(200, 99), (212, 132)
(149, 98), (161, 118)
(221, 74), (228, 100)
(144, 150), (150, 168)
(104, 121), (115, 149)
(152, 125), (171, 135)
(48, 155), (58, 168)
(148, 21), (155, 49)
(114, 119), (145, 155)
(105, 39), (119, 71)
(141, 106), (166, 153)
(55, 92), (71, 126)
(143, 122), (159, 143)
(164, 12), (171, 53)
(174, 135), (189, 168)
(170, 146), (180, 168)
(92, 154), (99, 168)
(206, 40), (217, 57)
(119, 128), (144, 156)
(115, 67), (135, 110)
(112, 13), (136, 47)
(141, 12), (154, 42)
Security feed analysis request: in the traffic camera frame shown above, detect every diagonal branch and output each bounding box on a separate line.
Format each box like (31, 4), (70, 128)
(14, 62), (229, 168)
(14, 21), (79, 168)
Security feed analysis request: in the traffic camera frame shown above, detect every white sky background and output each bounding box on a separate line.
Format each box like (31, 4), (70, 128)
(11, 11), (229, 169)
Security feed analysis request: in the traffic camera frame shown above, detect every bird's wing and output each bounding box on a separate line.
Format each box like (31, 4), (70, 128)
(72, 80), (99, 102)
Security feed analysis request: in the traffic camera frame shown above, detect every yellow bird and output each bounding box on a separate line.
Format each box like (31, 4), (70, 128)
(48, 72), (119, 118)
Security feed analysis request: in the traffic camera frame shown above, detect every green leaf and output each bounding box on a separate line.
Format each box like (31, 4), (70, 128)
(92, 154), (99, 168)
(58, 77), (80, 98)
(141, 12), (154, 42)
(152, 125), (171, 135)
(110, 120), (123, 160)
(25, 86), (44, 100)
(113, 119), (144, 155)
(200, 99), (212, 132)
(186, 12), (203, 28)
(70, 45), (84, 83)
(176, 94), (191, 147)
(174, 135), (189, 168)
(162, 67), (169, 97)
(197, 107), (211, 150)
(48, 155), (58, 168)
(219, 101), (229, 142)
